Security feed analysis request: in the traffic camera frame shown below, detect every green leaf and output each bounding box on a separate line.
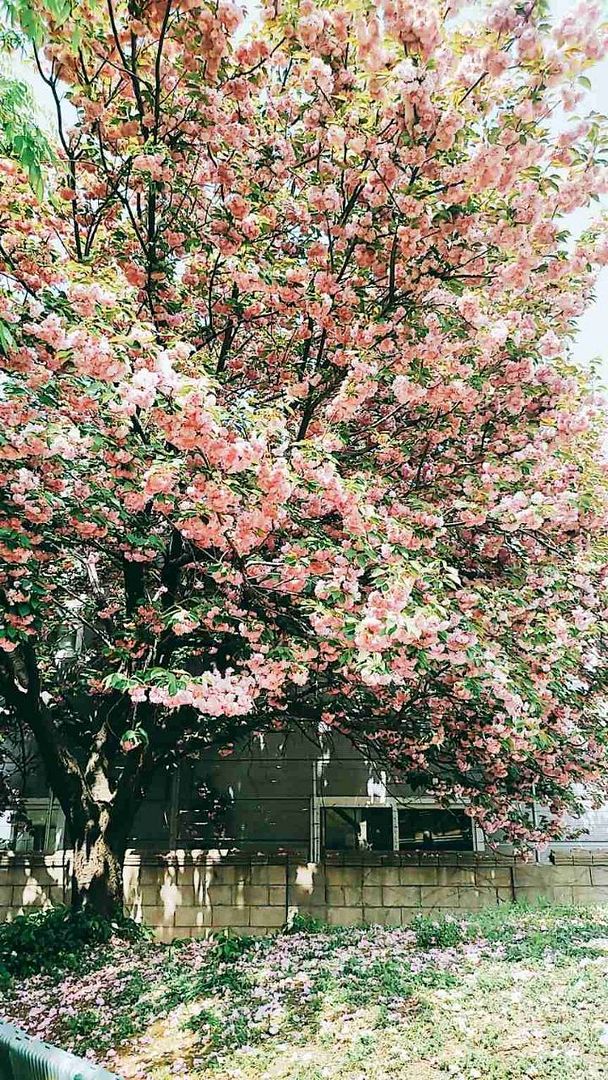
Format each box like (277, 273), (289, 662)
(0, 320), (16, 354)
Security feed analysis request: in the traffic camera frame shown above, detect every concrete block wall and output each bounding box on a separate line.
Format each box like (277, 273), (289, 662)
(0, 852), (68, 918)
(2, 849), (608, 940)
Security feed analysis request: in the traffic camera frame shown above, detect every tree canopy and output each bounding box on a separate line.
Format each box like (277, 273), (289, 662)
(1, 0), (608, 906)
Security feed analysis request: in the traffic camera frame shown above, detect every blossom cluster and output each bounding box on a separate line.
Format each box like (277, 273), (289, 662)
(0, 0), (608, 843)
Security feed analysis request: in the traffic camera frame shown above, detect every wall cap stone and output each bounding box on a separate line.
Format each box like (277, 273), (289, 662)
(550, 848), (608, 866)
(4, 847), (608, 871)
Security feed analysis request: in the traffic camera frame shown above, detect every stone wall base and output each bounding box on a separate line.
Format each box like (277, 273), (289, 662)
(1, 849), (608, 941)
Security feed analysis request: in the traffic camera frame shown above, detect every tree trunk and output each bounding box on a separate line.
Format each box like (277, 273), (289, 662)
(70, 812), (127, 917)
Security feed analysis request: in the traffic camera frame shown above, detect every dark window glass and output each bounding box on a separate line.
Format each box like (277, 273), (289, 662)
(178, 797), (310, 848)
(13, 819), (47, 852)
(322, 807), (393, 852)
(32, 823), (47, 851)
(398, 808), (473, 852)
(176, 758), (311, 851)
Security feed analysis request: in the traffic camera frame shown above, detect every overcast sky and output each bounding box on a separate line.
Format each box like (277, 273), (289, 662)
(5, 0), (608, 381)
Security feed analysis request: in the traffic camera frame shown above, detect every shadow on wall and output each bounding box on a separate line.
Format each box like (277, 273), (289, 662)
(122, 847), (608, 941)
(0, 850), (69, 920)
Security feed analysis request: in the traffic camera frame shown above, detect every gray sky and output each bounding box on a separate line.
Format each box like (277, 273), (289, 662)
(5, 0), (608, 380)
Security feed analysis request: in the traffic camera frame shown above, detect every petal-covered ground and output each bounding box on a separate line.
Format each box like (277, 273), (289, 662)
(3, 905), (608, 1080)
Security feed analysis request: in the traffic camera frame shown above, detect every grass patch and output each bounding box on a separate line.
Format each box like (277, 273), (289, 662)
(3, 902), (608, 1079)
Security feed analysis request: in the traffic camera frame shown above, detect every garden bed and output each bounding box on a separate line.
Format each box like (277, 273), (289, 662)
(2, 904), (608, 1079)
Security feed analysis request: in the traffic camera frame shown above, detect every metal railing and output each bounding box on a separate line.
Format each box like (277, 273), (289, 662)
(0, 1023), (121, 1080)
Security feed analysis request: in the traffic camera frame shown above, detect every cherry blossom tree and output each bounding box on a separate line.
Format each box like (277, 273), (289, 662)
(1, 0), (608, 913)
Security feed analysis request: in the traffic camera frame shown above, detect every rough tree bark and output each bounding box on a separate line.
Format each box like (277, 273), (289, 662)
(69, 808), (129, 915)
(0, 644), (146, 916)
(0, 628), (253, 917)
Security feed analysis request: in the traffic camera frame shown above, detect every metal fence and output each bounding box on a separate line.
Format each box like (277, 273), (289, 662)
(0, 1023), (121, 1080)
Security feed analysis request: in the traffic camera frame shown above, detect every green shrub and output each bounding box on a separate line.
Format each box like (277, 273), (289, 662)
(0, 905), (144, 981)
(410, 913), (464, 949)
(285, 911), (327, 934)
(212, 928), (257, 961)
(64, 1008), (101, 1039)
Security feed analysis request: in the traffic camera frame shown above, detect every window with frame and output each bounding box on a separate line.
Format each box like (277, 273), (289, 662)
(322, 806), (394, 852)
(398, 807), (474, 852)
(10, 798), (64, 853)
(12, 804), (50, 852)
